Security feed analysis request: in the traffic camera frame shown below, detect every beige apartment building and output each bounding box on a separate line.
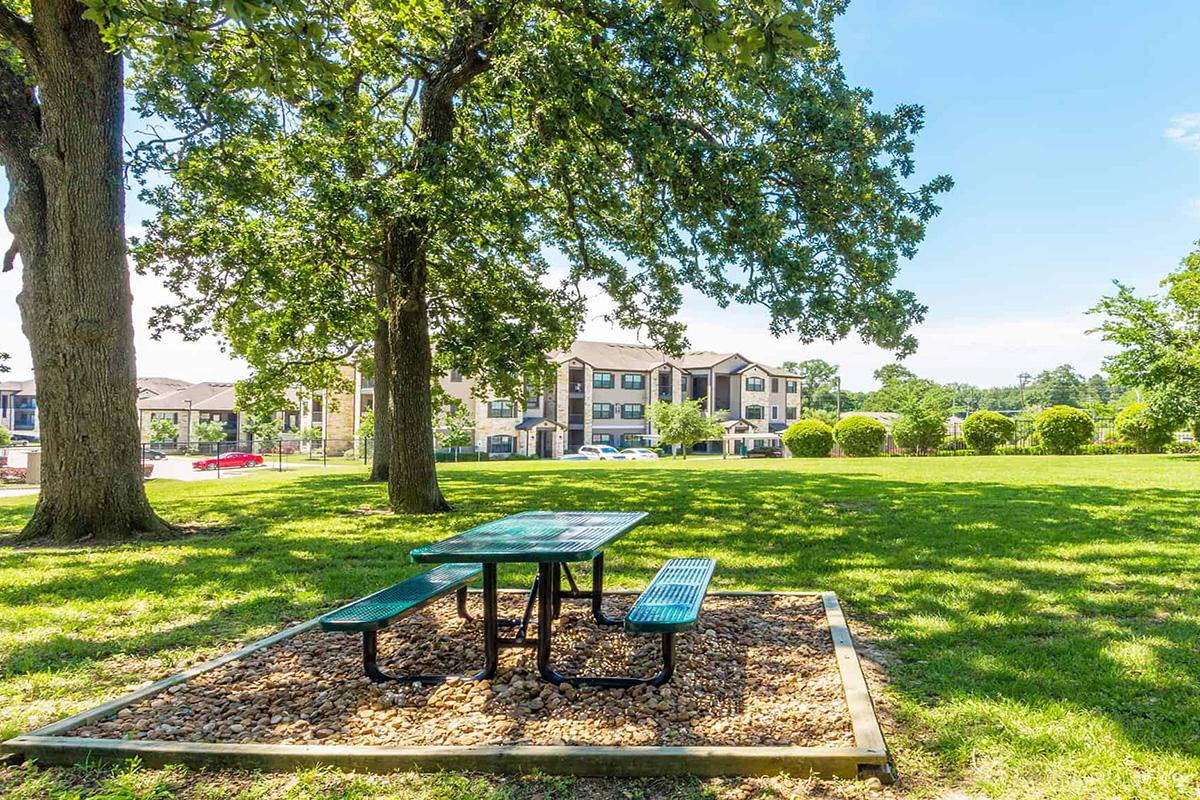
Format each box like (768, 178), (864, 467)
(428, 341), (805, 459)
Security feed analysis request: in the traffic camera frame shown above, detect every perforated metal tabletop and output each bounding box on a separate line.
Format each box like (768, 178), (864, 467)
(410, 511), (648, 563)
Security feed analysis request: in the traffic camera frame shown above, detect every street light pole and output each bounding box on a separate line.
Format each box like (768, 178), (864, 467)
(835, 376), (842, 419)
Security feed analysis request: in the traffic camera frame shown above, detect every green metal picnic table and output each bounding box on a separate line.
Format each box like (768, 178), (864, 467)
(410, 510), (648, 681)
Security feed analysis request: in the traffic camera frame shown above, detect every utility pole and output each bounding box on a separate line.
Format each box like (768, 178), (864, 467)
(1018, 372), (1031, 410)
(835, 376), (842, 419)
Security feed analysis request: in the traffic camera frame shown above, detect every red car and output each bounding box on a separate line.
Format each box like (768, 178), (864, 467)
(192, 452), (264, 471)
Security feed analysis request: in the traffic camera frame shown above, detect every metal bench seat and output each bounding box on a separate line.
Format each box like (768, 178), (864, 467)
(319, 563), (481, 683)
(625, 558), (717, 634)
(548, 557), (716, 688)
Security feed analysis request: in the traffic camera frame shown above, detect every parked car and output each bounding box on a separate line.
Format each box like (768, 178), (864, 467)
(576, 445), (627, 460)
(745, 445), (783, 458)
(559, 453), (592, 461)
(8, 433), (37, 446)
(144, 449), (168, 460)
(619, 448), (659, 460)
(192, 452), (265, 470)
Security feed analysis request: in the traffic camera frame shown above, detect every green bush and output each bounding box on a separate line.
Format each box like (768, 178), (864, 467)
(995, 445), (1044, 455)
(1114, 402), (1175, 452)
(1080, 443), (1138, 455)
(0, 427), (9, 447)
(962, 410), (1016, 454)
(1164, 440), (1198, 454)
(781, 419), (834, 457)
(892, 406), (946, 455)
(1034, 405), (1094, 454)
(834, 415), (886, 457)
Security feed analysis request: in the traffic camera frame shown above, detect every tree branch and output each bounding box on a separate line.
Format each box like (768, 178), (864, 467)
(2, 238), (17, 272)
(0, 1), (38, 65)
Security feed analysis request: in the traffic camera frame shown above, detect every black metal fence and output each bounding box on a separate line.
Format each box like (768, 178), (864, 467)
(140, 437), (370, 476)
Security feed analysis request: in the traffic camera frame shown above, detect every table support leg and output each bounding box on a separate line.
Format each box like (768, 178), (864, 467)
(536, 561), (562, 683)
(591, 552), (624, 626)
(474, 562), (499, 680)
(552, 563), (563, 619)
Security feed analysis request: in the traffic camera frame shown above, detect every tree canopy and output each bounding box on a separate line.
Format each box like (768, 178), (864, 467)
(126, 0), (950, 512)
(1090, 243), (1200, 427)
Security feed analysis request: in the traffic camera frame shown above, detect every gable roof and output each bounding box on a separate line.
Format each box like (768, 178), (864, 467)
(137, 377), (194, 399)
(138, 382), (238, 411)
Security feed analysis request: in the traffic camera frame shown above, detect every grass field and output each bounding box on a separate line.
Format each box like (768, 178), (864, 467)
(2, 455), (1198, 799)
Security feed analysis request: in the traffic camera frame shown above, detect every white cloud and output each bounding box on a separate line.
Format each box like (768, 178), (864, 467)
(1165, 113), (1200, 150)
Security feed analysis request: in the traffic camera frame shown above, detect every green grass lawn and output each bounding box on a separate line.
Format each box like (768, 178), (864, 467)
(2, 455), (1199, 799)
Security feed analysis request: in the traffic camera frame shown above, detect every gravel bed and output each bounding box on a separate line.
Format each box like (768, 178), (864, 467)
(71, 594), (854, 748)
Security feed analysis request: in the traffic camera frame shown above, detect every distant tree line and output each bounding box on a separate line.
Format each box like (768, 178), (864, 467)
(778, 359), (1128, 418)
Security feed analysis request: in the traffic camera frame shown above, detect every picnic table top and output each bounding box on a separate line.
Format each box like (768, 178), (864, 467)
(410, 510), (648, 564)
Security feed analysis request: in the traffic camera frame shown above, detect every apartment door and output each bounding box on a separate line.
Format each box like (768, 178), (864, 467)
(537, 429), (554, 459)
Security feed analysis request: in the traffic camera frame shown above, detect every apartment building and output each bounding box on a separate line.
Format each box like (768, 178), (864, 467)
(446, 341), (804, 458)
(0, 378), (37, 434)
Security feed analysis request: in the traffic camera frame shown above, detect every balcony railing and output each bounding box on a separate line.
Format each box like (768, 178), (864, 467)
(568, 413), (584, 426)
(569, 382), (585, 394)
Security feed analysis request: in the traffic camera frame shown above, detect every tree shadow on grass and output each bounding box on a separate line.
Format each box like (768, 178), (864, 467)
(0, 464), (1198, 762)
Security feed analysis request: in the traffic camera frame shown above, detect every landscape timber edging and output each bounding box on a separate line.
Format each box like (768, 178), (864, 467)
(3, 590), (893, 783)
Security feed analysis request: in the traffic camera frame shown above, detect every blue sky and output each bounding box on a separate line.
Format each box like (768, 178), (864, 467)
(3, 0), (1199, 389)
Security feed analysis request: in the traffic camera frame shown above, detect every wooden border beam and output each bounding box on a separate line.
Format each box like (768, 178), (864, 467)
(3, 592), (892, 782)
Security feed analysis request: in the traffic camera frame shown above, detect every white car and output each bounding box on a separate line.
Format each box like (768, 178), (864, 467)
(620, 448), (660, 460)
(576, 445), (627, 460)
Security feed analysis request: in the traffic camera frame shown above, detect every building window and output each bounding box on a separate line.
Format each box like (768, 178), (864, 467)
(449, 369), (463, 383)
(360, 374), (375, 389)
(622, 433), (643, 447)
(593, 402), (614, 419)
(745, 404), (764, 420)
(786, 380), (797, 394)
(621, 403), (644, 420)
(592, 433), (614, 445)
(622, 374), (645, 390)
(488, 400), (515, 418)
(311, 396), (324, 423)
(593, 372), (614, 389)
(771, 378), (779, 393)
(680, 376), (689, 393)
(786, 406), (797, 420)
(658, 371), (672, 397)
(526, 395), (541, 410)
(488, 435), (514, 454)
(771, 405), (779, 420)
(746, 377), (765, 392)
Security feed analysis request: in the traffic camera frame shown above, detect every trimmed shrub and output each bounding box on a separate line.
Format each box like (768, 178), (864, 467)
(1034, 405), (1094, 454)
(996, 445), (1044, 455)
(781, 419), (834, 457)
(962, 410), (1015, 454)
(1114, 402), (1175, 452)
(892, 406), (946, 455)
(1164, 440), (1198, 454)
(1080, 442), (1138, 455)
(834, 415), (886, 457)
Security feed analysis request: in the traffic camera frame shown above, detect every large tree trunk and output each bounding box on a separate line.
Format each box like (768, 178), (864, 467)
(385, 230), (449, 513)
(368, 263), (390, 482)
(2, 0), (169, 541)
(381, 36), (489, 514)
